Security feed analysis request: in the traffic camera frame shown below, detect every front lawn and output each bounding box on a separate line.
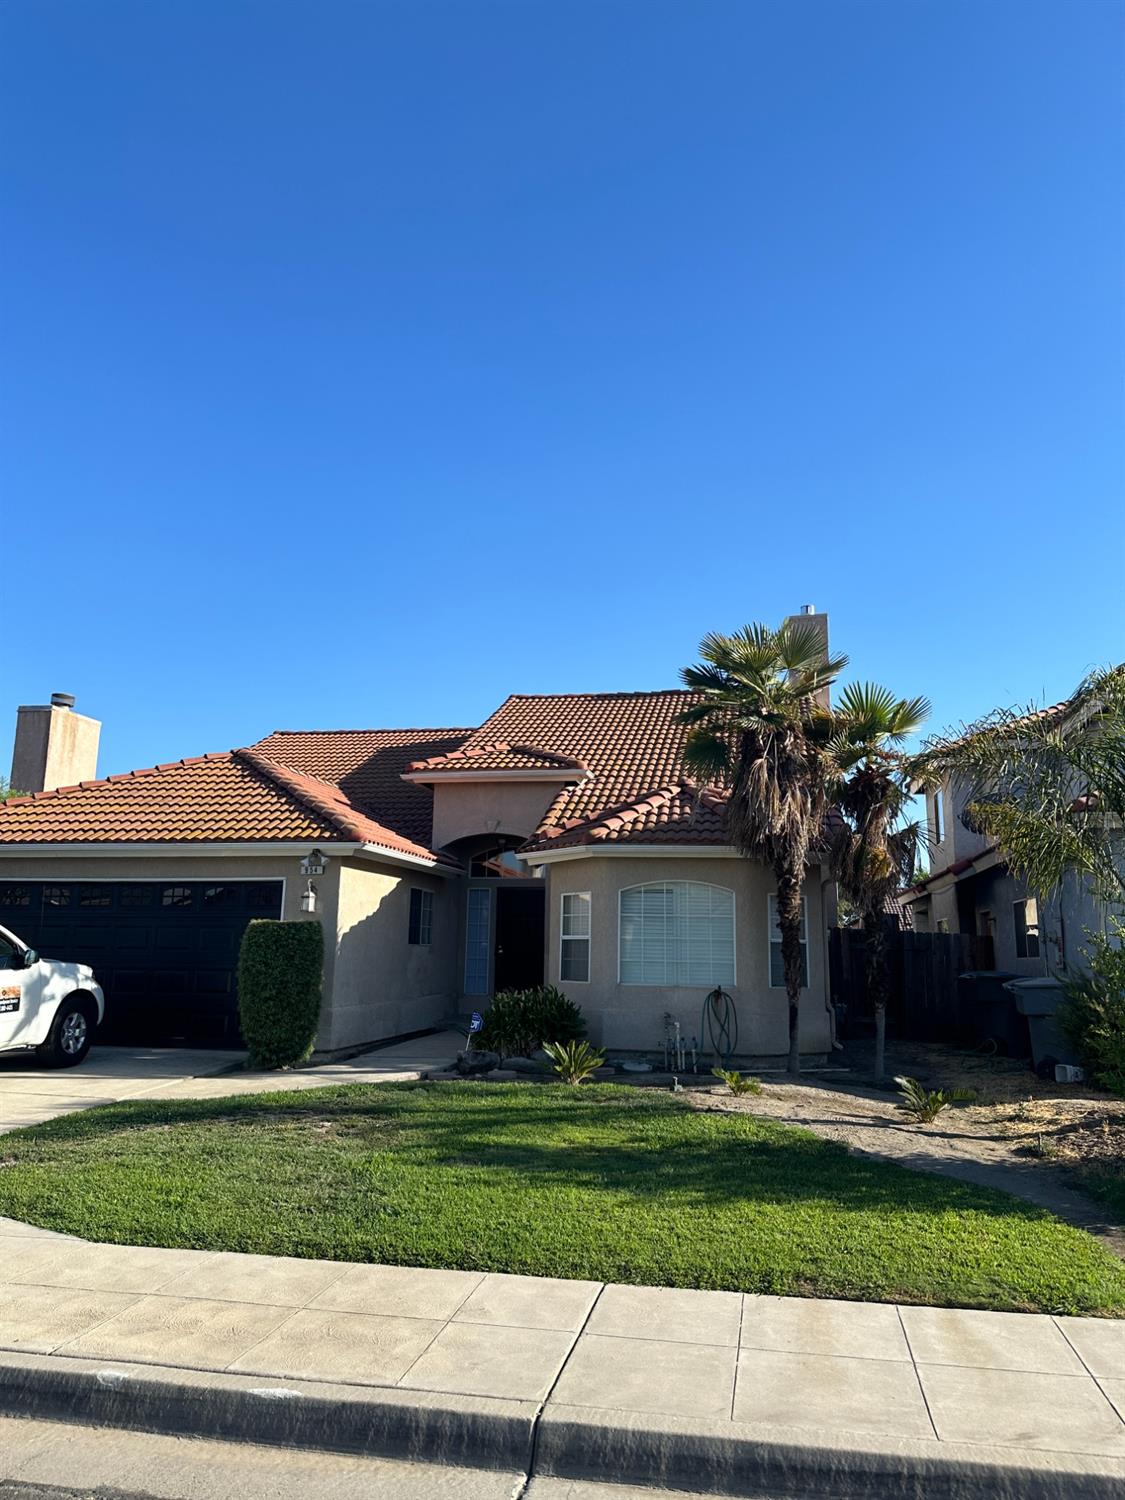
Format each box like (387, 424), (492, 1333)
(2, 1082), (1123, 1315)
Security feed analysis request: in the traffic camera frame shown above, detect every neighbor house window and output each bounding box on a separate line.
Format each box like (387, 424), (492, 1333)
(1014, 898), (1040, 959)
(619, 882), (735, 987)
(161, 885), (193, 907)
(768, 893), (809, 989)
(79, 885), (112, 907)
(932, 790), (944, 844)
(408, 888), (433, 945)
(560, 892), (591, 982)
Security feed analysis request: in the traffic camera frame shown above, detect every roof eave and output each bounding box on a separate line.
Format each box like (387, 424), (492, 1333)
(401, 769), (589, 785)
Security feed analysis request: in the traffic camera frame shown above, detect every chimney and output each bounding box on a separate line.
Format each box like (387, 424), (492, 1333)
(783, 606), (832, 710)
(10, 694), (101, 795)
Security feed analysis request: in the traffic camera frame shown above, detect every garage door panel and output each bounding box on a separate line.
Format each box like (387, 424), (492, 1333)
(0, 880), (282, 1048)
(194, 970), (233, 996)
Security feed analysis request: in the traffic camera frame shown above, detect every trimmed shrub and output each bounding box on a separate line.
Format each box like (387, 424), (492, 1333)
(1060, 919), (1125, 1098)
(477, 985), (587, 1059)
(238, 919), (324, 1069)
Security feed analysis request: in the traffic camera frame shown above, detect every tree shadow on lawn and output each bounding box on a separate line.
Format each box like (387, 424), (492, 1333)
(1, 1082), (1093, 1233)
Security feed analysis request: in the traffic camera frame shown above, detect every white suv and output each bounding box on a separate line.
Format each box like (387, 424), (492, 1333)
(0, 923), (105, 1067)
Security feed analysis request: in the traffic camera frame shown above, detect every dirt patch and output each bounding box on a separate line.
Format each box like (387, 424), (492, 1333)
(682, 1041), (1125, 1257)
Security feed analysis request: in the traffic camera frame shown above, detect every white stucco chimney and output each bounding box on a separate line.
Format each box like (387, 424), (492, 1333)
(784, 607), (831, 709)
(10, 693), (101, 794)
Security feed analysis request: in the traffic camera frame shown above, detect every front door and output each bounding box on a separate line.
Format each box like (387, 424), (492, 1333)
(493, 886), (545, 993)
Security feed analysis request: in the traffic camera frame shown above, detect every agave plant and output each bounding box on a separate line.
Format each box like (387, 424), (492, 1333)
(711, 1068), (762, 1096)
(894, 1075), (976, 1124)
(542, 1039), (606, 1084)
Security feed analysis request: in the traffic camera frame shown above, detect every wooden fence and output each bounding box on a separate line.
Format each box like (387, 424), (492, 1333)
(830, 926), (996, 1043)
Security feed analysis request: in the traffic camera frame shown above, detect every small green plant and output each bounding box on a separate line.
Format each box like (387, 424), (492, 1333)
(894, 1075), (976, 1124)
(477, 985), (587, 1059)
(542, 1039), (606, 1084)
(237, 919), (324, 1069)
(1060, 919), (1125, 1098)
(712, 1068), (762, 1096)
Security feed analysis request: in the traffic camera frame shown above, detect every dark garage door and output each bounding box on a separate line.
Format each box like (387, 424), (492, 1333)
(0, 880), (283, 1048)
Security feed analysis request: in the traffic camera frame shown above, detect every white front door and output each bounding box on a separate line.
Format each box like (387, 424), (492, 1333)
(0, 927), (42, 1050)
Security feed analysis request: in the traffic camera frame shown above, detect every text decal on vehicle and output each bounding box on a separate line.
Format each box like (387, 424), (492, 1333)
(0, 986), (19, 1014)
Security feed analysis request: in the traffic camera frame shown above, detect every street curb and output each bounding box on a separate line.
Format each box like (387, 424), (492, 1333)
(1, 1352), (1122, 1498)
(0, 1351), (538, 1473)
(534, 1405), (1125, 1500)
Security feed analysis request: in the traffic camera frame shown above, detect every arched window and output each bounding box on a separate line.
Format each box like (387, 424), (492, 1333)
(618, 882), (735, 987)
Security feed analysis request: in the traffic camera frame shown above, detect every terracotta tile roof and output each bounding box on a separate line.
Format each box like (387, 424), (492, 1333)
(466, 691), (710, 842)
(406, 742), (587, 776)
(0, 744), (460, 864)
(237, 750), (458, 864)
(250, 728), (471, 848)
(523, 782), (730, 851)
(0, 753), (351, 846)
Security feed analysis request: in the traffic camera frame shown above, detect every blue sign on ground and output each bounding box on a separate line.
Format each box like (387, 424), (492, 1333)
(469, 1012), (484, 1034)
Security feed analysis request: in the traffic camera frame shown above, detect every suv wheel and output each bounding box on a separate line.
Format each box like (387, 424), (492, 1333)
(37, 996), (95, 1068)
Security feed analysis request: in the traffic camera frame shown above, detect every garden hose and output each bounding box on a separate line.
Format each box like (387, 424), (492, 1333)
(702, 986), (738, 1067)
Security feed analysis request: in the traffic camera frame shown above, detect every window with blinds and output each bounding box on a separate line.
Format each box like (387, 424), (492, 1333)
(768, 892), (808, 988)
(618, 882), (735, 987)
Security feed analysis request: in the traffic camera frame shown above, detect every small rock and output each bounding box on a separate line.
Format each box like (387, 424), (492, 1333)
(504, 1056), (548, 1074)
(456, 1048), (501, 1076)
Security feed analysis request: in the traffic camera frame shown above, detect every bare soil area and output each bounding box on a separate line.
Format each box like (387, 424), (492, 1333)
(684, 1039), (1125, 1256)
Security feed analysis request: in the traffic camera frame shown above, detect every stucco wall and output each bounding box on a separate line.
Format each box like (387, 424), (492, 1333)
(543, 855), (833, 1057)
(429, 781), (564, 849)
(0, 850), (336, 1040)
(926, 777), (994, 871)
(328, 859), (459, 1052)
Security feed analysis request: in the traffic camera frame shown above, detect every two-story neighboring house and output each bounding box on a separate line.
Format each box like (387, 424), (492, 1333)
(0, 615), (837, 1060)
(902, 691), (1119, 978)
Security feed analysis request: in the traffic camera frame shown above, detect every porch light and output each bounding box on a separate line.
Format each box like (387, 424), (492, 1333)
(301, 880), (318, 914)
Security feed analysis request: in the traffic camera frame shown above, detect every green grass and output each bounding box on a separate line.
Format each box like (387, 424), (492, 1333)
(2, 1082), (1123, 1315)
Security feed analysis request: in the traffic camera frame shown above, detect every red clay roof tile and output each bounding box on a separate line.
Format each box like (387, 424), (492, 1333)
(405, 742), (587, 775)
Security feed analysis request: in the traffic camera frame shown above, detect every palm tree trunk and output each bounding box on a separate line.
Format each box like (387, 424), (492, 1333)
(776, 870), (805, 1075)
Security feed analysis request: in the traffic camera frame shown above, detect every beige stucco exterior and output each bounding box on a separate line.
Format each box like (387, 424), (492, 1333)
(428, 780), (566, 849)
(0, 849), (462, 1056)
(0, 841), (839, 1059)
(328, 858), (459, 1052)
(542, 853), (834, 1057)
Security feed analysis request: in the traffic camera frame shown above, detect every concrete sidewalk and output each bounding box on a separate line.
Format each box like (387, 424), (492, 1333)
(0, 1222), (1121, 1497)
(0, 1031), (462, 1131)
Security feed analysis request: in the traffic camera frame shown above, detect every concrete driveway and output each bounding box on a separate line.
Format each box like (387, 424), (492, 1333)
(0, 1030), (462, 1133)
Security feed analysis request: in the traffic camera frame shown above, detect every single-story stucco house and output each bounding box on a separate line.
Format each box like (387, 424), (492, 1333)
(1, 621), (837, 1059)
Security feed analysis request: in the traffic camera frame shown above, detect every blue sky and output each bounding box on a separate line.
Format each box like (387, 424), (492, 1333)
(3, 0), (1122, 778)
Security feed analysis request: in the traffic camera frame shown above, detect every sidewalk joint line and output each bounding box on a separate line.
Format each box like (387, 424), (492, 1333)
(896, 1302), (940, 1442)
(730, 1290), (746, 1419)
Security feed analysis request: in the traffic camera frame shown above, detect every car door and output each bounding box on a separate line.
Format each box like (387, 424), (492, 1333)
(0, 926), (42, 1050)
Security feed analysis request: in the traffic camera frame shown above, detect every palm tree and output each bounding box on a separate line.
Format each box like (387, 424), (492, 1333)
(828, 683), (930, 1084)
(915, 666), (1125, 908)
(678, 621), (848, 1075)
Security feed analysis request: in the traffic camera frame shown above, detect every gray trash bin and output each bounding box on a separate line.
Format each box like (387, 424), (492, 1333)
(1004, 977), (1080, 1071)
